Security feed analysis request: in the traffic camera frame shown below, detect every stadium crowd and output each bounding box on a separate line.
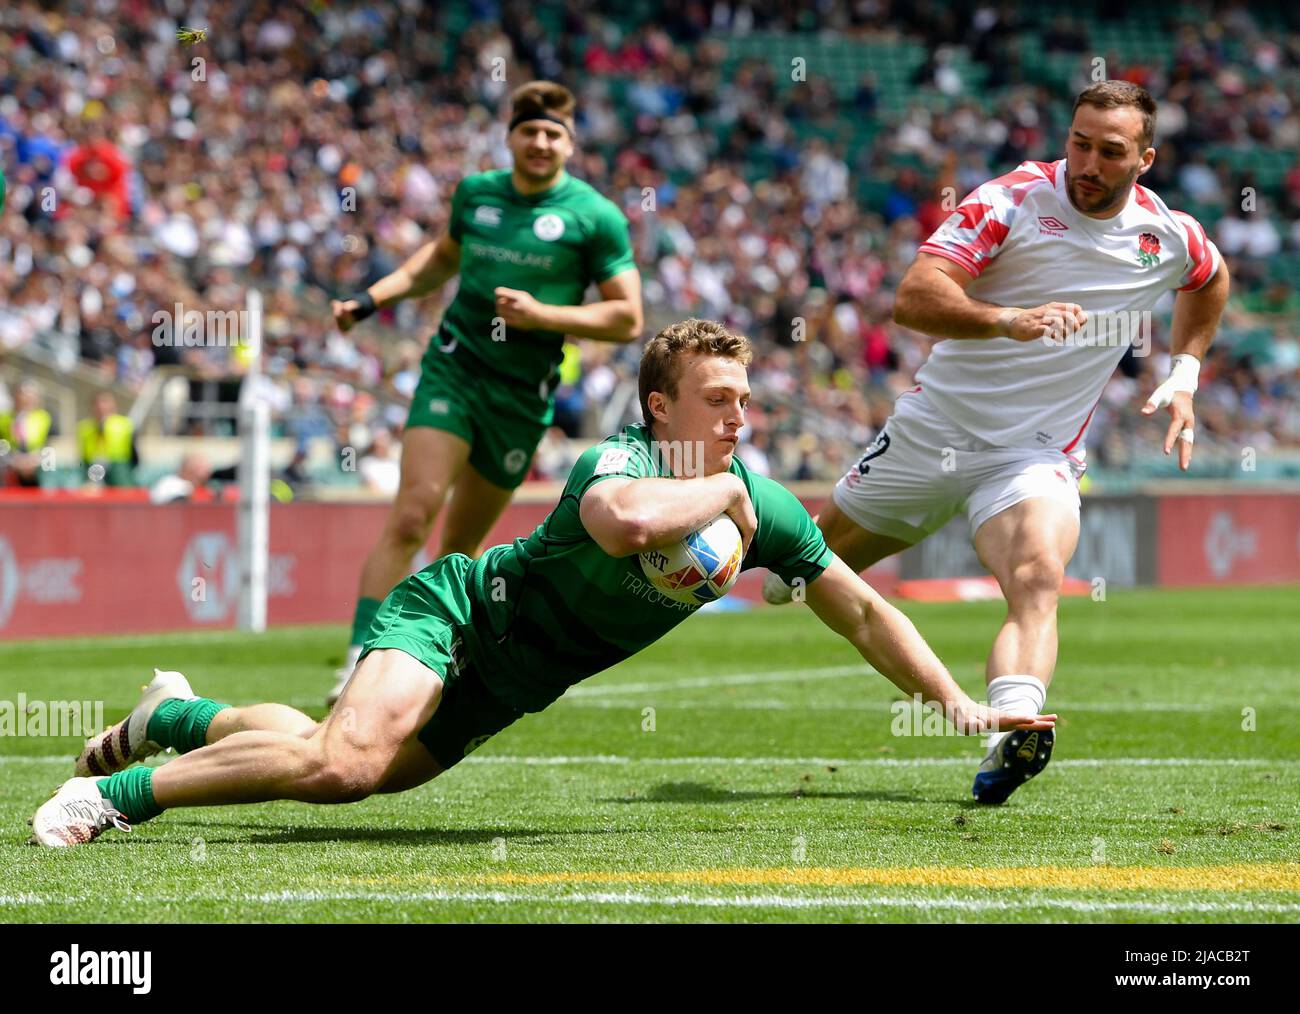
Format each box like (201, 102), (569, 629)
(1, 0), (1298, 490)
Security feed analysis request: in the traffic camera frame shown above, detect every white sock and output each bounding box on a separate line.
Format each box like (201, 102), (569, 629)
(342, 643), (363, 674)
(983, 674), (1047, 754)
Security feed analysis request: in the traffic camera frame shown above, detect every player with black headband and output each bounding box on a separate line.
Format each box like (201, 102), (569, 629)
(327, 81), (643, 705)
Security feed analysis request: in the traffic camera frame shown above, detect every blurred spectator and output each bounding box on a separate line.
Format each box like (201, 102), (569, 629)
(0, 0), (1294, 485)
(551, 342), (586, 437)
(149, 452), (214, 504)
(531, 425), (581, 480)
(0, 379), (52, 486)
(77, 391), (137, 486)
(1178, 152), (1223, 203)
(66, 121), (131, 221)
(1217, 203), (1282, 259)
(358, 427), (400, 496)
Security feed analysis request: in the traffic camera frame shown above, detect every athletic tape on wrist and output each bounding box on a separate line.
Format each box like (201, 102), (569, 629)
(1168, 353), (1201, 394)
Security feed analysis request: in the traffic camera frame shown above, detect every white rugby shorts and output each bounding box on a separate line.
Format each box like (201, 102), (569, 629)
(832, 385), (1086, 543)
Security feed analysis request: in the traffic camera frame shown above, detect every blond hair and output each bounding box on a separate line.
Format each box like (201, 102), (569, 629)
(638, 319), (752, 425)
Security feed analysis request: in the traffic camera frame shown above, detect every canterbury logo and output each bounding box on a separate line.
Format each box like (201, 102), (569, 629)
(1017, 732), (1039, 760)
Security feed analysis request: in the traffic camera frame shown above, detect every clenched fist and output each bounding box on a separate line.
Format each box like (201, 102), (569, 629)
(1001, 302), (1089, 343)
(332, 298), (362, 333)
(494, 287), (548, 330)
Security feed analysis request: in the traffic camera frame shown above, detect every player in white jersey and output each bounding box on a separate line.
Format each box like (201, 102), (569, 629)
(766, 81), (1229, 803)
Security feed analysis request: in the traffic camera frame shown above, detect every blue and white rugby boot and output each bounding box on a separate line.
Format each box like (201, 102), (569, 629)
(971, 728), (1054, 804)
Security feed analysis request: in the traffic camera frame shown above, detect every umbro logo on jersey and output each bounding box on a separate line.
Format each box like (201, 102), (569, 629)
(474, 205), (503, 227)
(1038, 215), (1069, 236)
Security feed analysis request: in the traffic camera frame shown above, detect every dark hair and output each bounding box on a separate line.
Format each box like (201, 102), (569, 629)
(509, 80), (576, 130)
(1073, 81), (1157, 150)
(639, 319), (753, 426)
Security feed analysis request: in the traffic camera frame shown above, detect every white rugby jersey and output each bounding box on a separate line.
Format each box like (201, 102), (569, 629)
(912, 159), (1220, 451)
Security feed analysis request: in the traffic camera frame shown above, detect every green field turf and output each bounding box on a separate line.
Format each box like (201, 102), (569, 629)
(2, 585), (1298, 923)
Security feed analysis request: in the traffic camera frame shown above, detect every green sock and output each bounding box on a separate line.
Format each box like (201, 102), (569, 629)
(350, 596), (382, 647)
(97, 767), (162, 824)
(146, 698), (230, 754)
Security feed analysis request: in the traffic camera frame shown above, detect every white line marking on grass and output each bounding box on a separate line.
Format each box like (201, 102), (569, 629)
(0, 756), (74, 764)
(0, 629), (327, 652)
(464, 756), (1300, 768)
(6, 890), (1296, 916)
(243, 891), (1300, 915)
(1, 754), (1298, 768)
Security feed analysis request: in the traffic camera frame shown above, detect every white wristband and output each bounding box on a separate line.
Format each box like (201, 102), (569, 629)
(1145, 354), (1200, 412)
(1168, 353), (1201, 395)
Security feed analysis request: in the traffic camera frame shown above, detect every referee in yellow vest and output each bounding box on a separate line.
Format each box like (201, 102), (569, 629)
(0, 380), (53, 487)
(78, 392), (137, 486)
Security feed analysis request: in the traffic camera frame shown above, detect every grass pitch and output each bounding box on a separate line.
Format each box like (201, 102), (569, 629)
(2, 586), (1298, 923)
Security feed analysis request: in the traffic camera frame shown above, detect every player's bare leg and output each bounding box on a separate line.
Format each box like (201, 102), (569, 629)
(763, 500), (911, 602)
(334, 427), (471, 704)
(438, 463), (517, 558)
(206, 704), (318, 741)
(171, 694), (441, 795)
(359, 427), (472, 600)
(974, 497), (1080, 686)
(815, 501), (914, 573)
(970, 497), (1080, 803)
(32, 651), (444, 846)
(152, 648), (442, 809)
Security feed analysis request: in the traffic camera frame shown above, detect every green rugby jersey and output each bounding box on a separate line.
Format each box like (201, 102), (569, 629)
(461, 424), (833, 711)
(443, 169), (635, 390)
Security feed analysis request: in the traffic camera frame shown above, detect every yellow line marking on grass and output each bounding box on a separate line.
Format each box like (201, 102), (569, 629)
(352, 863), (1300, 892)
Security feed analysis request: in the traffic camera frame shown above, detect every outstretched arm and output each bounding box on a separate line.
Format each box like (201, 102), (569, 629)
(1140, 262), (1229, 470)
(333, 234), (461, 331)
(804, 555), (1055, 734)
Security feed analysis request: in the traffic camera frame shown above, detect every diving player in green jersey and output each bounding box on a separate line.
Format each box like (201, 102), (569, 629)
(34, 319), (1055, 847)
(327, 80), (643, 705)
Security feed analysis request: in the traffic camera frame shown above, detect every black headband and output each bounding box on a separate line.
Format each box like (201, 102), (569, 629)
(509, 111), (574, 135)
